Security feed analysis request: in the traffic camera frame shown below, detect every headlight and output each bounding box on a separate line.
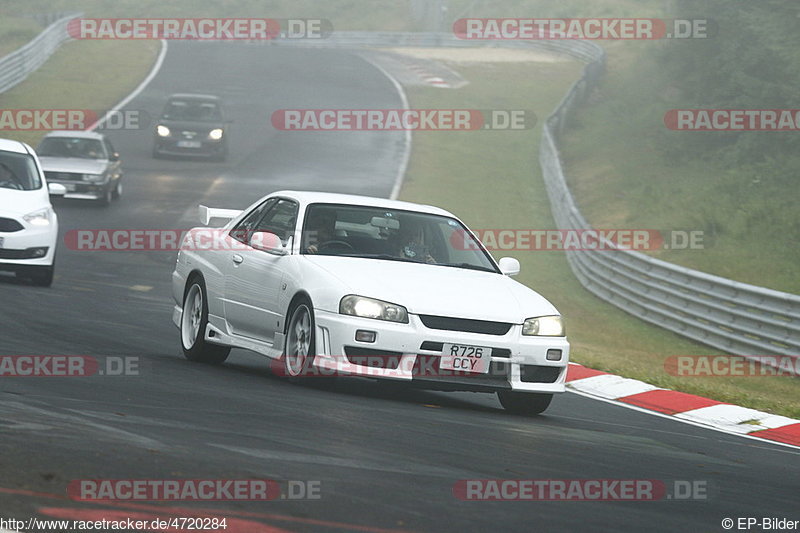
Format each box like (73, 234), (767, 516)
(23, 208), (52, 227)
(156, 125), (170, 137)
(208, 128), (223, 140)
(522, 315), (565, 336)
(340, 295), (408, 323)
(82, 174), (107, 183)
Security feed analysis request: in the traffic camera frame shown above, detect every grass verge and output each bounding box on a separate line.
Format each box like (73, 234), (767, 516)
(0, 39), (160, 147)
(561, 42), (800, 295)
(398, 55), (799, 418)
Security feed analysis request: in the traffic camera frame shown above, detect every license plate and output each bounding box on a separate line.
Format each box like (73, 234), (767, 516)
(440, 343), (492, 374)
(177, 140), (202, 148)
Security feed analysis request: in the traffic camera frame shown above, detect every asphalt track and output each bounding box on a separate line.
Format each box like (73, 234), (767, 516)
(0, 42), (797, 533)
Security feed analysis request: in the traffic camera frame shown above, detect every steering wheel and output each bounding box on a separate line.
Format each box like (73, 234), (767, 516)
(318, 240), (354, 253)
(0, 179), (22, 190)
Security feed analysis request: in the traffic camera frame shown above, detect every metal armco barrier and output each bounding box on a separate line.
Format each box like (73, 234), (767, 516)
(0, 13), (80, 94)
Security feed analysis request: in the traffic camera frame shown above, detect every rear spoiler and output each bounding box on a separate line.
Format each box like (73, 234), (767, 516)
(199, 205), (242, 225)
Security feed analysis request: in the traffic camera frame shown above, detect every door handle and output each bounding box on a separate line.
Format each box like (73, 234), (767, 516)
(232, 254), (244, 264)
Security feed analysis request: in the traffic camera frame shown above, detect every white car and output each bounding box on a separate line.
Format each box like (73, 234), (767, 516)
(0, 138), (65, 286)
(37, 130), (123, 206)
(171, 191), (569, 414)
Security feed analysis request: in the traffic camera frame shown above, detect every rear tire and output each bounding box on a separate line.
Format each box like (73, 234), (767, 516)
(181, 276), (230, 364)
(497, 391), (553, 415)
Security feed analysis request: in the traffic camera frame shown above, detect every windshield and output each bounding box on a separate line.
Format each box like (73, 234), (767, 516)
(0, 151), (42, 191)
(301, 203), (499, 273)
(162, 99), (222, 122)
(37, 137), (106, 160)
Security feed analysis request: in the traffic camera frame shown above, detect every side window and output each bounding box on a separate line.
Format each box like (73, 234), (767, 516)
(104, 139), (116, 158)
(256, 199), (299, 243)
(230, 198), (277, 244)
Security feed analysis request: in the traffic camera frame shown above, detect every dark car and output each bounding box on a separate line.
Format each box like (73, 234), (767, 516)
(153, 93), (229, 161)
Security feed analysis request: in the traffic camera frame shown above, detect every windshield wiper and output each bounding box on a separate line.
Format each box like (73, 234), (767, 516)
(439, 262), (497, 273)
(339, 253), (419, 263)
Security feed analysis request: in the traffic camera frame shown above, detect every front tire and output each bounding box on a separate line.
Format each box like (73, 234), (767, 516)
(181, 277), (230, 364)
(497, 391), (553, 415)
(97, 184), (113, 206)
(112, 179), (123, 200)
(28, 265), (54, 287)
(283, 301), (316, 378)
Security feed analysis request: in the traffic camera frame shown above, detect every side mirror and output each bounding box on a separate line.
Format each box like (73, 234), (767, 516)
(498, 257), (520, 276)
(109, 152), (120, 161)
(48, 183), (67, 196)
(249, 231), (288, 256)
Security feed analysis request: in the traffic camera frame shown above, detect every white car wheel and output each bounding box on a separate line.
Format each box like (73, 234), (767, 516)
(284, 303), (314, 378)
(181, 277), (229, 364)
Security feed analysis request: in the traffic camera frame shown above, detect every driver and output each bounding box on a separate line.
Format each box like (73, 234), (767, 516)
(396, 218), (436, 264)
(304, 210), (336, 254)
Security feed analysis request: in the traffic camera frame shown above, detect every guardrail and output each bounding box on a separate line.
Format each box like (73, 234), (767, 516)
(0, 13), (80, 95)
(270, 32), (800, 372)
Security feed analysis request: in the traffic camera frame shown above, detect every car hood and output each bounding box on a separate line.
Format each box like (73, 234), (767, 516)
(38, 156), (108, 174)
(0, 187), (50, 217)
(303, 255), (558, 323)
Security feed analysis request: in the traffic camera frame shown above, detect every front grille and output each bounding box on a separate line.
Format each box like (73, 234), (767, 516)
(45, 171), (82, 181)
(0, 217), (23, 232)
(344, 346), (403, 369)
(520, 365), (562, 383)
(418, 315), (512, 336)
(419, 341), (511, 358)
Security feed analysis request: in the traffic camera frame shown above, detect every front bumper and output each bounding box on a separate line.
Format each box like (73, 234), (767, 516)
(312, 309), (569, 393)
(0, 220), (58, 269)
(154, 138), (225, 157)
(48, 179), (109, 200)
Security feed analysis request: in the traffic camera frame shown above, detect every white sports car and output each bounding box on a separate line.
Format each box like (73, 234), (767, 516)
(171, 191), (569, 414)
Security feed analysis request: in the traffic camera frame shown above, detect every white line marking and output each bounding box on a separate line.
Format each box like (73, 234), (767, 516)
(360, 55), (412, 200)
(87, 39), (168, 131)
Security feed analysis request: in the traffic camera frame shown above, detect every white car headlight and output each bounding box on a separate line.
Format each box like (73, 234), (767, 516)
(156, 125), (171, 137)
(23, 207), (53, 227)
(340, 295), (408, 323)
(208, 128), (224, 140)
(522, 315), (565, 336)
